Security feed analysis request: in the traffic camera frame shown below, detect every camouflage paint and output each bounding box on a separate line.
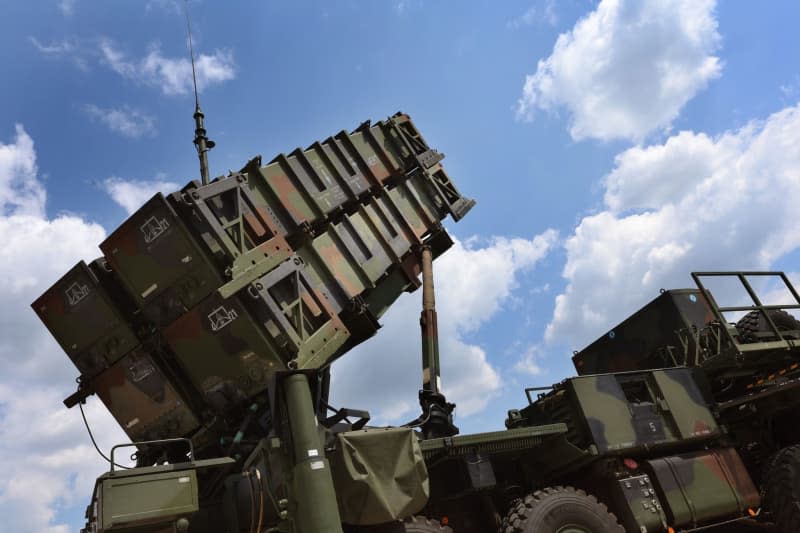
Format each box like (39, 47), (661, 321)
(100, 193), (222, 326)
(32, 260), (139, 377)
(569, 368), (719, 453)
(34, 111), (474, 460)
(645, 448), (760, 527)
(162, 290), (285, 411)
(92, 348), (199, 442)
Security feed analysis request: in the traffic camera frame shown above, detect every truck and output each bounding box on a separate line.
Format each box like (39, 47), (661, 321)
(32, 110), (800, 533)
(418, 272), (800, 533)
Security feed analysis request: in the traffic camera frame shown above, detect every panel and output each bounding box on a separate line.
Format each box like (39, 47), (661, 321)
(100, 194), (222, 326)
(93, 348), (200, 442)
(31, 260), (139, 377)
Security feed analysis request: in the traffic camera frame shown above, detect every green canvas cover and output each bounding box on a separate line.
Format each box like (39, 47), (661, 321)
(330, 427), (429, 525)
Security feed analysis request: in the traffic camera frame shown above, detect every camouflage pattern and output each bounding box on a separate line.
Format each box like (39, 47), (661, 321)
(523, 368), (719, 454)
(93, 348), (200, 442)
(645, 448), (760, 527)
(33, 112), (475, 454)
(99, 193), (223, 326)
(31, 260), (139, 378)
(574, 369), (719, 453)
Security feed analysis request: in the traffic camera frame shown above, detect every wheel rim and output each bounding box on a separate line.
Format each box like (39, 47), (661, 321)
(555, 525), (591, 533)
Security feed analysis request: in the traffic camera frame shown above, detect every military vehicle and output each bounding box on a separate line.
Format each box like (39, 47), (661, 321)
(569, 271), (800, 532)
(33, 110), (477, 532)
(31, 101), (800, 532)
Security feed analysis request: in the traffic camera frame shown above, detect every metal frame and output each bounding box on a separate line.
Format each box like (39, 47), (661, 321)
(692, 271), (800, 356)
(110, 437), (194, 472)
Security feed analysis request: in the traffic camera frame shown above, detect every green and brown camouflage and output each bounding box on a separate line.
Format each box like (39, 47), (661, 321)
(32, 259), (139, 378)
(515, 368), (719, 455)
(33, 111), (475, 460)
(99, 193), (224, 327)
(93, 348), (200, 442)
(573, 272), (800, 397)
(237, 112), (471, 241)
(644, 448), (759, 527)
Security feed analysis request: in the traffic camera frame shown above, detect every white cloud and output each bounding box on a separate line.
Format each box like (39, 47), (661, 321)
(28, 37), (88, 70)
(507, 1), (558, 29)
(84, 104), (157, 138)
(516, 0), (721, 142)
(0, 125), (45, 217)
(515, 345), (545, 376)
(99, 39), (236, 96)
(0, 125), (129, 532)
(29, 37), (76, 55)
(546, 103), (800, 349)
(331, 230), (557, 424)
(102, 176), (180, 215)
(59, 0), (76, 16)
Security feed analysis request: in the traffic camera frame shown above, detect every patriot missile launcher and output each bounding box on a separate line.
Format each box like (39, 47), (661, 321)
(33, 112), (474, 532)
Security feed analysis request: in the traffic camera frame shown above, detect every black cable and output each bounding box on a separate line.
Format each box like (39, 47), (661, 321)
(79, 402), (131, 470)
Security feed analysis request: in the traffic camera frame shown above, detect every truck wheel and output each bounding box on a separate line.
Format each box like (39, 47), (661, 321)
(501, 486), (623, 533)
(736, 310), (800, 342)
(404, 516), (452, 532)
(764, 445), (800, 533)
(344, 516), (451, 533)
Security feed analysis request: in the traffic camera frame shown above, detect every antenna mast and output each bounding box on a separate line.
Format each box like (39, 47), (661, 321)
(184, 0), (214, 185)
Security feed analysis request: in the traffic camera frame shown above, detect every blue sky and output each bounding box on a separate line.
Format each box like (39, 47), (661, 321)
(1, 1), (799, 531)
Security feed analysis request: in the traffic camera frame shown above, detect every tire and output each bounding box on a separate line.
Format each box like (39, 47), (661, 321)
(736, 310), (800, 342)
(764, 445), (800, 533)
(344, 516), (452, 533)
(404, 516), (452, 532)
(501, 486), (623, 533)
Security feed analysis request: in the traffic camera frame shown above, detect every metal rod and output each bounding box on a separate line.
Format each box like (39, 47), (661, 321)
(420, 245), (441, 394)
(283, 373), (343, 533)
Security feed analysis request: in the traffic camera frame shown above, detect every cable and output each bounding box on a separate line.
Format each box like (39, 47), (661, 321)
(246, 469), (257, 533)
(79, 402), (131, 470)
(255, 468), (265, 533)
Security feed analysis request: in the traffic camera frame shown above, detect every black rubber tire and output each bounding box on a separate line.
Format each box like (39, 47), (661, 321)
(403, 516), (452, 533)
(501, 486), (624, 533)
(344, 516), (452, 533)
(736, 310), (800, 342)
(764, 445), (800, 533)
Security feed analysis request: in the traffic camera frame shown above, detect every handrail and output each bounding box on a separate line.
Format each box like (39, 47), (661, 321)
(109, 437), (194, 472)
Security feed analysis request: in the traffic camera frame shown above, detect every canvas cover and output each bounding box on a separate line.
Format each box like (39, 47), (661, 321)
(330, 427), (428, 525)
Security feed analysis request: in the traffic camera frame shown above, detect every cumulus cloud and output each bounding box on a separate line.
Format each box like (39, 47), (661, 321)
(102, 176), (180, 214)
(0, 125), (45, 217)
(517, 0), (721, 141)
(546, 103), (800, 349)
(84, 104), (157, 138)
(507, 1), (558, 29)
(0, 125), (129, 532)
(331, 230), (557, 423)
(99, 39), (236, 95)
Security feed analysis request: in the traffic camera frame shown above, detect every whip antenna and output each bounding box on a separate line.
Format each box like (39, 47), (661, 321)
(184, 0), (214, 185)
